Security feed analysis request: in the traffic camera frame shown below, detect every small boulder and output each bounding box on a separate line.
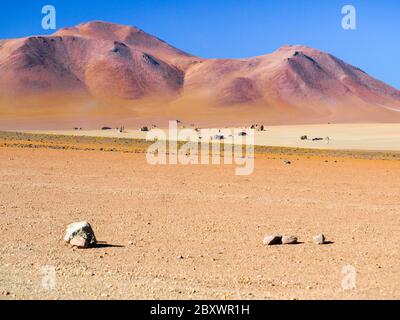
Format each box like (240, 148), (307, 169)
(64, 221), (97, 248)
(313, 234), (326, 245)
(283, 160), (292, 165)
(263, 234), (282, 245)
(282, 235), (298, 244)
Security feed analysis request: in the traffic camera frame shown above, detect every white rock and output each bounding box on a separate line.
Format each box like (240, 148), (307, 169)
(313, 234), (326, 245)
(64, 221), (97, 248)
(282, 235), (298, 244)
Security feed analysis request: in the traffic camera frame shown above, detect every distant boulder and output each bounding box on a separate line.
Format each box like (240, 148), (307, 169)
(213, 134), (225, 140)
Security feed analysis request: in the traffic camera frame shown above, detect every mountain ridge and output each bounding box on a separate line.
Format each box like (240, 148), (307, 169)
(1, 21), (400, 129)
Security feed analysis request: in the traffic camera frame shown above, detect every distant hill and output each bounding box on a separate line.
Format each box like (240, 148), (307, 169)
(1, 21), (400, 129)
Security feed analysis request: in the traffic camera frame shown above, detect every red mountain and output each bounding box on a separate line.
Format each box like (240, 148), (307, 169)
(1, 21), (399, 129)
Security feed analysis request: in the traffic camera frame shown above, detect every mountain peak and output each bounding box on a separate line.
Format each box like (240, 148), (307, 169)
(56, 20), (142, 39)
(275, 44), (318, 55)
(77, 20), (141, 29)
(55, 20), (196, 68)
(1, 21), (400, 127)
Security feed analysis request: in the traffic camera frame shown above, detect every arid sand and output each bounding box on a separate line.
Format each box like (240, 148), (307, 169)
(0, 136), (399, 300)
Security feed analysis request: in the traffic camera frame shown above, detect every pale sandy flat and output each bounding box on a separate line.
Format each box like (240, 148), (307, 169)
(26, 123), (400, 151)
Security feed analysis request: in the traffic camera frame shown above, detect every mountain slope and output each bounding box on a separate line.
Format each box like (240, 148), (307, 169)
(182, 45), (400, 123)
(56, 21), (197, 69)
(0, 21), (400, 128)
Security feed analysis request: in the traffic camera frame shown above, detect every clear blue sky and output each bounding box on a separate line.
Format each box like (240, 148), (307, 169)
(1, 0), (399, 88)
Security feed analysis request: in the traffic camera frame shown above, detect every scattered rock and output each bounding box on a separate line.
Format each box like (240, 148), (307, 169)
(313, 234), (326, 245)
(263, 235), (282, 245)
(282, 235), (298, 244)
(64, 221), (97, 248)
(213, 134), (225, 140)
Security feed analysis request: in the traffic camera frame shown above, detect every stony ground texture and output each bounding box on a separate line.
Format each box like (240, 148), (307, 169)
(0, 143), (399, 299)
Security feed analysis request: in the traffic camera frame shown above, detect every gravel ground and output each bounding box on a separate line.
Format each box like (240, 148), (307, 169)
(0, 144), (399, 300)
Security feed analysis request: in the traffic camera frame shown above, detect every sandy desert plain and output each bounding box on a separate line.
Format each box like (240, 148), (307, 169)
(0, 123), (399, 300)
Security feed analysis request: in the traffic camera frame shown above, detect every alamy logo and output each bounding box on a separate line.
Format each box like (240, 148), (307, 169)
(341, 264), (356, 290)
(342, 5), (356, 30)
(42, 5), (57, 30)
(41, 265), (57, 290)
(146, 121), (255, 176)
